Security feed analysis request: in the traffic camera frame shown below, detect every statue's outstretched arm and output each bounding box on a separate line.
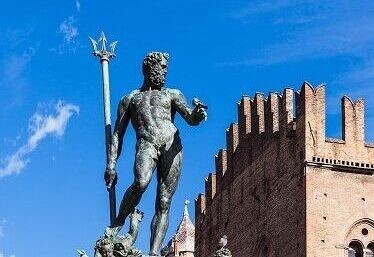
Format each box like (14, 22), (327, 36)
(105, 95), (132, 187)
(171, 89), (207, 126)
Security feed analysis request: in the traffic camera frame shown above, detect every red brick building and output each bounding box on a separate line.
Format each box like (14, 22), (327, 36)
(195, 83), (374, 257)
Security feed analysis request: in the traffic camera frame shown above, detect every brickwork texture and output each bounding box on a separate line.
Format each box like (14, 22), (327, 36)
(195, 82), (374, 257)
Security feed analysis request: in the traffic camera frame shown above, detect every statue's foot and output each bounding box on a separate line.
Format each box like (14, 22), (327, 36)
(127, 247), (142, 257)
(104, 225), (122, 238)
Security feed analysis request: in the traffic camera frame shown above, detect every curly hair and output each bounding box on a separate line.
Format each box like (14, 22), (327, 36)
(142, 52), (169, 74)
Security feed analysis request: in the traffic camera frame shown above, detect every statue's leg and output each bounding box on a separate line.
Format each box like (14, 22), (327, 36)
(114, 139), (157, 228)
(149, 135), (183, 255)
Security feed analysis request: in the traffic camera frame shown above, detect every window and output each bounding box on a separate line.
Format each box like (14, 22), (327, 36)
(349, 241), (363, 257)
(368, 242), (374, 252)
(367, 242), (374, 256)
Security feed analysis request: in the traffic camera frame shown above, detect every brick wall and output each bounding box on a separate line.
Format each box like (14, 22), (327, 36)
(195, 82), (374, 257)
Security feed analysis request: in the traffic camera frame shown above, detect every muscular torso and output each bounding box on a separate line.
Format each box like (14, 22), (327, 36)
(129, 88), (177, 145)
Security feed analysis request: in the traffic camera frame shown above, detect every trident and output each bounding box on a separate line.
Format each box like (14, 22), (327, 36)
(89, 32), (118, 226)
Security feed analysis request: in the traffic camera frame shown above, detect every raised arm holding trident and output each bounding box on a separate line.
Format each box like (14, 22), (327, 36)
(90, 33), (207, 256)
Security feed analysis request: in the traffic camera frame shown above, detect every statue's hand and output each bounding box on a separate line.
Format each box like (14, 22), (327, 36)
(104, 166), (118, 188)
(192, 106), (207, 122)
(192, 98), (208, 122)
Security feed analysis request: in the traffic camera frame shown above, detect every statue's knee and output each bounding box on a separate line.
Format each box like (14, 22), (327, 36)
(158, 196), (171, 212)
(133, 179), (148, 193)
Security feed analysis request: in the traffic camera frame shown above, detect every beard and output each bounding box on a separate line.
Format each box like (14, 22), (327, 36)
(149, 72), (165, 88)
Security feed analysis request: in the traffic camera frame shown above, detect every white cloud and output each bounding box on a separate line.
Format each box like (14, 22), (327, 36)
(3, 47), (35, 83)
(225, 18), (374, 66)
(59, 16), (79, 44)
(230, 0), (315, 20)
(0, 101), (79, 178)
(336, 60), (374, 89)
(0, 27), (34, 50)
(75, 0), (81, 12)
(0, 219), (15, 257)
(52, 1), (81, 54)
(0, 253), (15, 257)
(0, 44), (37, 113)
(226, 0), (374, 66)
(52, 11), (80, 54)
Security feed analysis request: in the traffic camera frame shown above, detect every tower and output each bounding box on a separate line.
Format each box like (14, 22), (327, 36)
(195, 83), (374, 257)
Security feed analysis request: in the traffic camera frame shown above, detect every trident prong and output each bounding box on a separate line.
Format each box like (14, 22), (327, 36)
(89, 37), (98, 53)
(99, 31), (107, 51)
(109, 41), (118, 55)
(89, 31), (118, 60)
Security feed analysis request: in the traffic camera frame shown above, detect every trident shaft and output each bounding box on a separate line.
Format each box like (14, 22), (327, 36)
(89, 32), (118, 226)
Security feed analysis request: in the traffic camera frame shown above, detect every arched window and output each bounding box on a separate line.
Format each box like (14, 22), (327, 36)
(365, 242), (374, 257)
(368, 242), (374, 253)
(345, 219), (374, 257)
(348, 241), (363, 257)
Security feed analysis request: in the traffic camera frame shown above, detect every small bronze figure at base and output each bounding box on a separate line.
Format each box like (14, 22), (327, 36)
(94, 209), (144, 257)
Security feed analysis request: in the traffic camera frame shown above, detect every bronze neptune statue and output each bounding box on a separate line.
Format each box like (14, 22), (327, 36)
(103, 52), (207, 256)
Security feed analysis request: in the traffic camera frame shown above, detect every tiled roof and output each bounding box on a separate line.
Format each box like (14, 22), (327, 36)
(162, 200), (195, 255)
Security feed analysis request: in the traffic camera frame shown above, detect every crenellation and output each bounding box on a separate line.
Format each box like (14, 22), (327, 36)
(205, 173), (217, 207)
(295, 90), (302, 118)
(195, 193), (206, 214)
(215, 149), (227, 192)
(238, 95), (251, 138)
(265, 92), (280, 134)
(195, 193), (206, 233)
(342, 96), (365, 146)
(313, 84), (326, 144)
(226, 123), (239, 165)
(279, 88), (294, 132)
(298, 82), (326, 158)
(251, 93), (265, 134)
(227, 123), (239, 154)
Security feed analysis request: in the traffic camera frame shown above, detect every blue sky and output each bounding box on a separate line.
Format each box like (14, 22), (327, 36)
(0, 1), (373, 256)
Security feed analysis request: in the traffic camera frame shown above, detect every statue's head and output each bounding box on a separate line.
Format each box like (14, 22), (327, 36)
(95, 237), (114, 257)
(142, 51), (169, 89)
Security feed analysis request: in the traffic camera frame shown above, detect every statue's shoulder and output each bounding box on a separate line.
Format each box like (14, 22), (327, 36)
(120, 89), (140, 104)
(164, 88), (183, 98)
